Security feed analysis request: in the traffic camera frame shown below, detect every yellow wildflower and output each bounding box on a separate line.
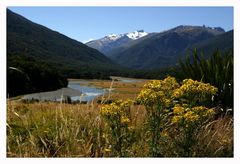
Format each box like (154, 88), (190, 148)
(203, 108), (215, 117)
(184, 111), (200, 122)
(172, 116), (182, 123)
(100, 103), (120, 116)
(171, 104), (214, 125)
(137, 76), (179, 106)
(173, 104), (185, 114)
(100, 100), (132, 126)
(173, 79), (218, 99)
(121, 116), (130, 124)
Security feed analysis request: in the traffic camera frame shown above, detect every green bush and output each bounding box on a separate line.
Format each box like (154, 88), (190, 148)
(176, 49), (233, 111)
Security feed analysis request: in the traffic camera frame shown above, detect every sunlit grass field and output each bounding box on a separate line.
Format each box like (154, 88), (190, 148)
(90, 79), (147, 101)
(7, 77), (233, 157)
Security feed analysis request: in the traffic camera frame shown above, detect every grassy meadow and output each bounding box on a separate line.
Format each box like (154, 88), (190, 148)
(7, 77), (233, 157)
(6, 7), (233, 158)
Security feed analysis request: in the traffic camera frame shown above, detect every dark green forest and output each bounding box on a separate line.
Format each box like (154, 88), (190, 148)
(7, 54), (68, 97)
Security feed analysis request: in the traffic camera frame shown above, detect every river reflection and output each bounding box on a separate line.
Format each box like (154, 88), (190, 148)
(68, 82), (104, 102)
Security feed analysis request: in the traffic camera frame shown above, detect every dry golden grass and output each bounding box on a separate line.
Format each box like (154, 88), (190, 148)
(7, 99), (233, 157)
(195, 115), (233, 157)
(90, 80), (148, 102)
(7, 101), (98, 157)
(7, 100), (149, 157)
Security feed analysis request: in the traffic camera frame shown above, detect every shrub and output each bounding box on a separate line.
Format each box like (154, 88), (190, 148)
(137, 77), (179, 156)
(177, 49), (233, 111)
(137, 76), (218, 156)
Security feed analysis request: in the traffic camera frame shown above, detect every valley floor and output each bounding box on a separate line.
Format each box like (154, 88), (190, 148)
(6, 79), (233, 157)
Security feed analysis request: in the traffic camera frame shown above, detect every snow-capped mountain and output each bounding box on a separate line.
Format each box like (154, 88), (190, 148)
(110, 25), (228, 70)
(126, 30), (148, 40)
(106, 34), (121, 40)
(86, 30), (149, 56)
(104, 30), (148, 41)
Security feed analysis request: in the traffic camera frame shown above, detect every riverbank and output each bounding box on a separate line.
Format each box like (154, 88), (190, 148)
(18, 77), (149, 103)
(21, 87), (82, 102)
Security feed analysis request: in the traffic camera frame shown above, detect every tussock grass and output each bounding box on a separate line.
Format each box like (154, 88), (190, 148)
(7, 100), (233, 157)
(7, 101), (101, 157)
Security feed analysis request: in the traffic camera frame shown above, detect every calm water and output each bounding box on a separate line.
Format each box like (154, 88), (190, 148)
(21, 77), (144, 103)
(68, 82), (104, 102)
(21, 80), (105, 103)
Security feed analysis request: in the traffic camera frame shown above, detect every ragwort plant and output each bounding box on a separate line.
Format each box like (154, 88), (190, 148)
(173, 79), (218, 106)
(137, 76), (179, 157)
(137, 77), (218, 157)
(100, 99), (133, 157)
(171, 79), (218, 156)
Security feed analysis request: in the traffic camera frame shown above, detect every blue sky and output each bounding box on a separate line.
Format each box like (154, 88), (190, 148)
(8, 7), (233, 43)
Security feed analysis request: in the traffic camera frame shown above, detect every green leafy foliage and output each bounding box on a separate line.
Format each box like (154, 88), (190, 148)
(176, 49), (233, 110)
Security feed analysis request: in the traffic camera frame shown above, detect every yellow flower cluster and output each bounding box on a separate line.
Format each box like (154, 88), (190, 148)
(172, 104), (214, 124)
(183, 111), (200, 122)
(192, 106), (215, 117)
(100, 100), (132, 124)
(100, 103), (120, 116)
(137, 76), (179, 106)
(121, 116), (131, 124)
(144, 76), (180, 92)
(173, 79), (218, 99)
(137, 89), (168, 106)
(172, 104), (186, 115)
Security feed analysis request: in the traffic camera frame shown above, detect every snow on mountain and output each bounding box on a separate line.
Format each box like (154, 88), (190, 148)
(101, 30), (148, 42)
(126, 30), (148, 40)
(105, 34), (121, 41)
(85, 30), (149, 56)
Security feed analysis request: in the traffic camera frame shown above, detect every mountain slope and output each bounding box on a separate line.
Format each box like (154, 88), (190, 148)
(109, 25), (227, 70)
(188, 30), (233, 57)
(7, 9), (120, 79)
(86, 30), (148, 57)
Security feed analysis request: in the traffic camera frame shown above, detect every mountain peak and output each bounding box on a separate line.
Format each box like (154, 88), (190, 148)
(86, 30), (149, 55)
(171, 25), (225, 34)
(103, 30), (148, 41)
(126, 30), (148, 40)
(105, 34), (121, 41)
(212, 27), (225, 33)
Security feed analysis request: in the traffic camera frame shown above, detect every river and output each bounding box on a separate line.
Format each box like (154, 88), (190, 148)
(21, 77), (144, 103)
